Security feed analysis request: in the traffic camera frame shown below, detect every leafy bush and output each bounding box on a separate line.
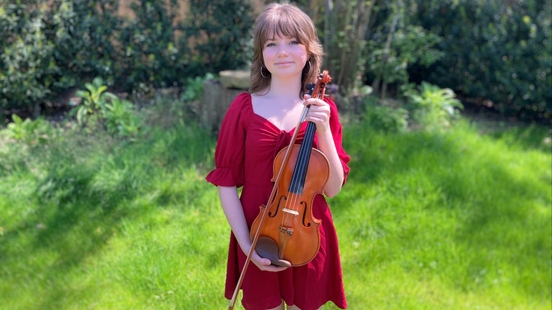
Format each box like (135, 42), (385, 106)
(181, 73), (216, 103)
(52, 0), (122, 87)
(72, 77), (118, 126)
(0, 2), (58, 111)
(414, 0), (551, 121)
(118, 0), (181, 92)
(0, 0), (122, 112)
(103, 98), (142, 140)
(361, 95), (409, 133)
(361, 82), (463, 133)
(0, 114), (54, 146)
(367, 23), (444, 98)
(71, 77), (143, 140)
(0, 0), (254, 114)
(182, 0), (254, 75)
(406, 82), (464, 130)
(366, 104), (409, 133)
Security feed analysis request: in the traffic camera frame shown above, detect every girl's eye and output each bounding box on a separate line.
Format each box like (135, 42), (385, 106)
(290, 40), (300, 45)
(266, 42), (276, 47)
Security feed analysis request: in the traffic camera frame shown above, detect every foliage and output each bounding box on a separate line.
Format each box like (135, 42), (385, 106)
(183, 0), (254, 75)
(405, 82), (464, 130)
(71, 77), (143, 140)
(72, 77), (118, 126)
(0, 0), (122, 112)
(363, 97), (409, 133)
(318, 0), (376, 93)
(0, 114), (54, 146)
(0, 1), (58, 111)
(361, 82), (462, 132)
(413, 0), (551, 121)
(181, 73), (216, 102)
(0, 0), (254, 114)
(118, 0), (181, 93)
(298, 0), (550, 121)
(2, 0), (548, 124)
(51, 0), (122, 87)
(367, 25), (444, 97)
(102, 97), (142, 140)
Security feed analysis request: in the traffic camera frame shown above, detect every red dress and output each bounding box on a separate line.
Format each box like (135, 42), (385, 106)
(206, 93), (350, 310)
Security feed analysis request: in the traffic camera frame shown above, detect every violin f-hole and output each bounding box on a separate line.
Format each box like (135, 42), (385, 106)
(268, 195), (286, 218)
(300, 201), (312, 227)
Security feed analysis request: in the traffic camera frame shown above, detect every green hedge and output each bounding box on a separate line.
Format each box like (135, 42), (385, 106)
(0, 0), (253, 112)
(1, 0), (549, 122)
(413, 0), (551, 121)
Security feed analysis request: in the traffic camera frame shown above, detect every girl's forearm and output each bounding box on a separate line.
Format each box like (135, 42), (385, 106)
(317, 131), (344, 198)
(218, 186), (251, 254)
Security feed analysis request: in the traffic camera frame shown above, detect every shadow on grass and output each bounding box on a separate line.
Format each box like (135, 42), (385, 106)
(474, 120), (552, 153)
(344, 128), (464, 185)
(0, 144), (140, 308)
(337, 121), (551, 301)
(0, 123), (217, 308)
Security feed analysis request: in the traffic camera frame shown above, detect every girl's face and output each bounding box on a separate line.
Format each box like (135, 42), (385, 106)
(262, 33), (308, 80)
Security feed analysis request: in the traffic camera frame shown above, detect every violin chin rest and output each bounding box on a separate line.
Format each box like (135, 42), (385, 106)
(256, 237), (292, 268)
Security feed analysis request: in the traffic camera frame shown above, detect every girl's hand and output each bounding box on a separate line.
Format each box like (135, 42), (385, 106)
(303, 94), (331, 133)
(250, 248), (289, 272)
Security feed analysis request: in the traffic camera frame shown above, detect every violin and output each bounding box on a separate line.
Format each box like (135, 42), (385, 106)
(228, 71), (332, 309)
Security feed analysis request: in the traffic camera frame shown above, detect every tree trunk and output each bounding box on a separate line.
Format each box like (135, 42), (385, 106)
(325, 0), (377, 93)
(323, 0), (334, 70)
(372, 4), (401, 97)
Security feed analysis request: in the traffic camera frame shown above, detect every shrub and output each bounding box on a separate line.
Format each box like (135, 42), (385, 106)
(362, 96), (409, 133)
(0, 2), (58, 111)
(118, 0), (181, 92)
(72, 77), (118, 126)
(414, 0), (551, 121)
(0, 114), (54, 146)
(0, 0), (255, 115)
(182, 0), (254, 75)
(367, 23), (444, 98)
(71, 77), (143, 140)
(0, 0), (121, 113)
(102, 97), (142, 140)
(405, 82), (463, 131)
(367, 105), (409, 133)
(181, 73), (216, 103)
(52, 0), (122, 87)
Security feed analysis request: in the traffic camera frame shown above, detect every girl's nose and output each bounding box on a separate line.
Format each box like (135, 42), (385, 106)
(277, 46), (289, 56)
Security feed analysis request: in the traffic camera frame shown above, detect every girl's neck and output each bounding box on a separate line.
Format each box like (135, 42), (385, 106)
(266, 75), (302, 99)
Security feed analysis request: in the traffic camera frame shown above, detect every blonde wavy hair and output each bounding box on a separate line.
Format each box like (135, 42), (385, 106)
(249, 3), (323, 98)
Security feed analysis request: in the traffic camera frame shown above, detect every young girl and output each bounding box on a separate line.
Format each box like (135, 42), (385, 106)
(206, 3), (350, 310)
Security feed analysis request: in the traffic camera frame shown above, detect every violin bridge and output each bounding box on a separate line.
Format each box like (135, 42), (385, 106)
(282, 208), (299, 216)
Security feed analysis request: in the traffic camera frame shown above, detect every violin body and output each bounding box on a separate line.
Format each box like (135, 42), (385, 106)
(249, 144), (330, 267)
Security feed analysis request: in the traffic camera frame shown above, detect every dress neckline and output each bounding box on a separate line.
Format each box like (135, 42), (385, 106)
(247, 93), (304, 134)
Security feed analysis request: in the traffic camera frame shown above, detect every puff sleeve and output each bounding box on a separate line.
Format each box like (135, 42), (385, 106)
(325, 97), (351, 184)
(205, 93), (250, 188)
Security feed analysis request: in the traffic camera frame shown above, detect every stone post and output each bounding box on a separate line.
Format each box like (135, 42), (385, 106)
(201, 70), (250, 132)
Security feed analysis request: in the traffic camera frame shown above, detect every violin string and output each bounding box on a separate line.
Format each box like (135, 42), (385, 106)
(294, 142), (309, 226)
(283, 150), (299, 230)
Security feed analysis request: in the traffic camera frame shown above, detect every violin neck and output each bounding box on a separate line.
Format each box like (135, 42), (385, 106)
(288, 121), (317, 195)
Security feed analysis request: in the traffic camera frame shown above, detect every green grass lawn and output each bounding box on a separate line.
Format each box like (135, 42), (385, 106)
(0, 111), (550, 309)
